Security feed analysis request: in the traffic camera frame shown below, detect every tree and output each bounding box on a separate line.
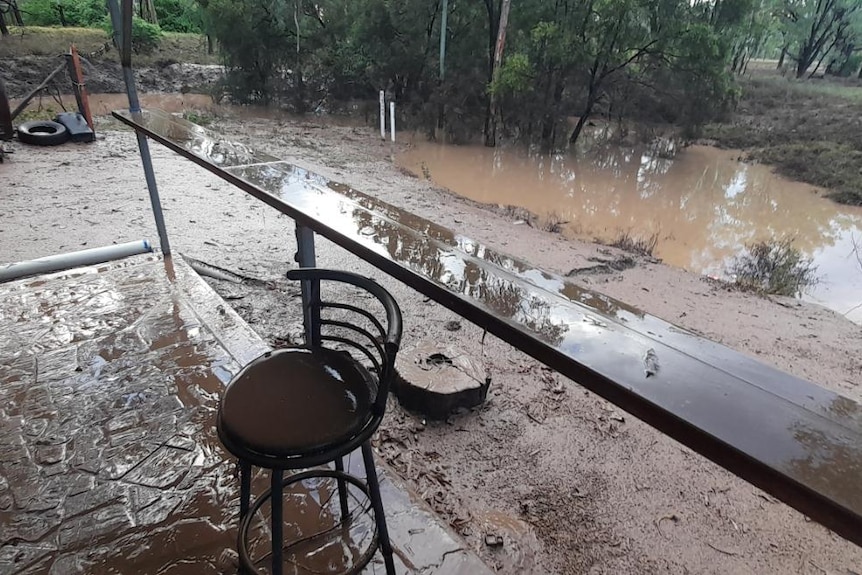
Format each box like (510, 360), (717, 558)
(490, 0), (735, 148)
(0, 0), (23, 33)
(202, 0), (737, 147)
(779, 0), (861, 78)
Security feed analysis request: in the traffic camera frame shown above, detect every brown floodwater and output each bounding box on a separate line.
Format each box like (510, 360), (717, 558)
(396, 140), (862, 322)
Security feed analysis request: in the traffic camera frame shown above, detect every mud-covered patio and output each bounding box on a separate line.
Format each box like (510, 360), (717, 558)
(0, 254), (488, 574)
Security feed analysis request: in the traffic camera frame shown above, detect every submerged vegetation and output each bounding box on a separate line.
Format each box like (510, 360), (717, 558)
(728, 239), (819, 297)
(607, 231), (659, 258)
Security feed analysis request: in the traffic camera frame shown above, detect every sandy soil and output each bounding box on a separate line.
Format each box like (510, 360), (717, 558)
(2, 114), (861, 575)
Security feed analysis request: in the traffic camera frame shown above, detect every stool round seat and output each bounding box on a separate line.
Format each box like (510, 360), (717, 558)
(219, 348), (375, 459)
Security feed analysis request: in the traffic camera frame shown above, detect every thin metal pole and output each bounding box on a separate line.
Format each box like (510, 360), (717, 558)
(107, 0), (172, 257)
(439, 0), (449, 81)
(379, 90), (385, 140)
(294, 225), (319, 345)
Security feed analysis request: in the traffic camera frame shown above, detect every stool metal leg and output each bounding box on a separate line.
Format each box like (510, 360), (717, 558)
(239, 460), (251, 520)
(271, 469), (284, 575)
(361, 442), (396, 575)
(333, 456), (350, 520)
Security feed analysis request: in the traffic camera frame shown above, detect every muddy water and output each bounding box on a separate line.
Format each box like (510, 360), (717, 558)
(397, 141), (862, 322)
(13, 92), (367, 124)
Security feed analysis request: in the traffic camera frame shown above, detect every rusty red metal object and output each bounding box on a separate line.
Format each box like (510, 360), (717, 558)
(113, 108), (862, 548)
(69, 45), (94, 131)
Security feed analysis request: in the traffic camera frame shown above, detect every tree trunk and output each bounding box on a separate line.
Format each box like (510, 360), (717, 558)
(484, 0), (511, 148)
(207, 34), (214, 54)
(570, 88), (598, 146)
(293, 0), (305, 113)
(56, 5), (67, 26)
(796, 51), (809, 79)
(777, 45), (787, 69)
(11, 0), (21, 25)
(540, 74), (565, 152)
(481, 0), (499, 146)
(0, 10), (8, 36)
(140, 0), (158, 26)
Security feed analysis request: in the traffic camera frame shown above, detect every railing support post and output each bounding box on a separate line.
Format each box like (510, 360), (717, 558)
(295, 225), (320, 345)
(107, 0), (172, 257)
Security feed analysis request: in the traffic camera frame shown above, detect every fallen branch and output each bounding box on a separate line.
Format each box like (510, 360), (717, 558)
(10, 60), (67, 121)
(707, 542), (740, 556)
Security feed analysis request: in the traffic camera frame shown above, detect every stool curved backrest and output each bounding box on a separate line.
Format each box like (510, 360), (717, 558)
(286, 268), (403, 418)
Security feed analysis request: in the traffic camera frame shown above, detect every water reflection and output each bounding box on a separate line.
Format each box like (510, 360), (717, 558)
(397, 141), (862, 321)
(223, 158), (688, 350)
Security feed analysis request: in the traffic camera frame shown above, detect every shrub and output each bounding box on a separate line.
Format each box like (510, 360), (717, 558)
(608, 230), (659, 257)
(153, 0), (202, 33)
(728, 239), (819, 297)
(101, 16), (162, 55)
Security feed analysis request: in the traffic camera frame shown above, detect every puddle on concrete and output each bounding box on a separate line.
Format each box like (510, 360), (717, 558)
(397, 141), (862, 321)
(473, 510), (540, 573)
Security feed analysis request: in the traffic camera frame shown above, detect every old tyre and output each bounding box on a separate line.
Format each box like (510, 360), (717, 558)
(17, 120), (69, 146)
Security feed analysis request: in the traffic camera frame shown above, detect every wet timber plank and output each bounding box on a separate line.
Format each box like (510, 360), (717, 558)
(114, 108), (862, 547)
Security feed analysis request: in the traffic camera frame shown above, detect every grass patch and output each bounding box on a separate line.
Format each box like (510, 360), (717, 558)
(182, 110), (214, 126)
(728, 239), (818, 297)
(605, 230), (659, 257)
(16, 106), (61, 121)
(0, 26), (217, 65)
(537, 211), (567, 233)
(751, 142), (862, 205)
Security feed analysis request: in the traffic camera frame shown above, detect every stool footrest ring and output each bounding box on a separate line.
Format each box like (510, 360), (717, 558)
(238, 469), (380, 575)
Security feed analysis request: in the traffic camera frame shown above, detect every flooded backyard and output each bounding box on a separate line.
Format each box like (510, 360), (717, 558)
(397, 140), (862, 322)
(15, 90), (861, 322)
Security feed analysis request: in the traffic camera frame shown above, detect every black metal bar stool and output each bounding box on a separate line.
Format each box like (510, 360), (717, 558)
(217, 268), (402, 575)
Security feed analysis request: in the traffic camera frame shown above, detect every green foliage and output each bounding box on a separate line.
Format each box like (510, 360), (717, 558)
(729, 239), (819, 296)
(100, 16), (162, 54)
(153, 0), (201, 33)
(182, 110), (214, 125)
(20, 0), (198, 33)
(491, 53), (532, 96)
(20, 0), (105, 27)
(199, 0), (742, 142)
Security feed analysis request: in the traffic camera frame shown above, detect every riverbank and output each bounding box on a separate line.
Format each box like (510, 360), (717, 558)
(0, 26), (221, 99)
(3, 112), (861, 573)
(702, 64), (862, 206)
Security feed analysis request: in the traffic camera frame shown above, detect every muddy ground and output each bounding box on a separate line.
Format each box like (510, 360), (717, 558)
(2, 113), (862, 575)
(1, 55), (223, 100)
(701, 66), (862, 206)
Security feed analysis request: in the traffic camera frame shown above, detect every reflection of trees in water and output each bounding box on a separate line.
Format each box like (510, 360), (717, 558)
(353, 210), (569, 346)
(233, 164), (299, 195)
(786, 395), (862, 515)
(574, 146), (855, 272)
(156, 115), (252, 166)
(413, 142), (860, 276)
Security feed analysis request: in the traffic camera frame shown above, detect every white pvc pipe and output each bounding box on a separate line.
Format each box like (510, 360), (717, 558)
(390, 101), (395, 142)
(379, 91), (385, 140)
(0, 240), (152, 283)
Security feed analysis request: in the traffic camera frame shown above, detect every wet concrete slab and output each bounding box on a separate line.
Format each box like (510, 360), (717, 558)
(0, 254), (491, 574)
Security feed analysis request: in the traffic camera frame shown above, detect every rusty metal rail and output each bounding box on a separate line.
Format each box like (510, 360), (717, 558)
(114, 108), (862, 548)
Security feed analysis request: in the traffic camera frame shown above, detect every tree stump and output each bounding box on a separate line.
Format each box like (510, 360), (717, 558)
(393, 340), (490, 420)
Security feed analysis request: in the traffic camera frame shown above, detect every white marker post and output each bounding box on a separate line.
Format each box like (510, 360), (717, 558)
(390, 101), (396, 142)
(379, 91), (385, 140)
